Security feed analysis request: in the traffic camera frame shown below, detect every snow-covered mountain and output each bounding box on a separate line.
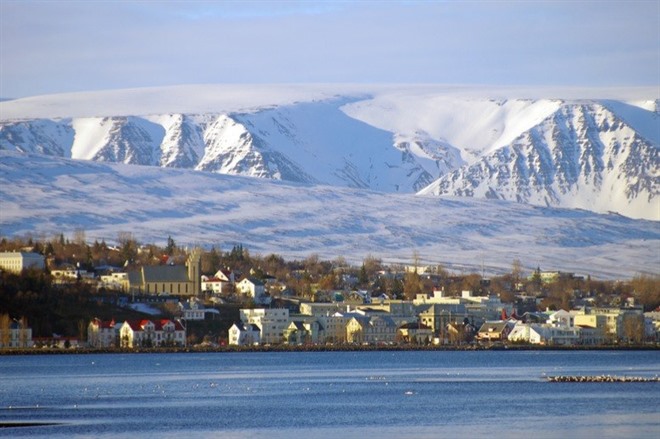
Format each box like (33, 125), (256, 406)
(0, 96), (454, 192)
(418, 101), (659, 220)
(0, 85), (658, 218)
(1, 150), (658, 279)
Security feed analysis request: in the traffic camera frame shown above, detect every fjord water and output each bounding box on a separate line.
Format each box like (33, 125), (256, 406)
(0, 351), (658, 438)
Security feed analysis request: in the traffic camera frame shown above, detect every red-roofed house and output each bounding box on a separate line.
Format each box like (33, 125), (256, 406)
(119, 319), (186, 348)
(201, 269), (235, 294)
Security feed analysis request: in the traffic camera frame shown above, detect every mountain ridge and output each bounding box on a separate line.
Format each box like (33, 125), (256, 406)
(0, 85), (658, 219)
(418, 102), (659, 220)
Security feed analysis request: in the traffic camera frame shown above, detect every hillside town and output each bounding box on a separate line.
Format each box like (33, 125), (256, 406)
(0, 235), (658, 350)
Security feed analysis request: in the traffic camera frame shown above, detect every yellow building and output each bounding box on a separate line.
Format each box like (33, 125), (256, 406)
(574, 307), (644, 342)
(128, 249), (201, 296)
(346, 316), (397, 344)
(0, 252), (44, 273)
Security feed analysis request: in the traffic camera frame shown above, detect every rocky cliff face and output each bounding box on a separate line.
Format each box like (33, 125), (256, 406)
(0, 98), (459, 193)
(418, 103), (659, 220)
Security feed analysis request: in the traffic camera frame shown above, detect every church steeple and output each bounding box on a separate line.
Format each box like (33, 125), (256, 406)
(187, 248), (202, 296)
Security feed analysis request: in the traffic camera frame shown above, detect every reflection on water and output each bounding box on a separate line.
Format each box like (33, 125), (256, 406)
(0, 350), (658, 438)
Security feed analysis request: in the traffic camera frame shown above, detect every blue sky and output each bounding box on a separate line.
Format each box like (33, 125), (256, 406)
(1, 0), (658, 97)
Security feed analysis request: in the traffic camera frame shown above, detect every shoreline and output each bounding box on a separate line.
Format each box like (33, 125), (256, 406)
(1, 343), (658, 356)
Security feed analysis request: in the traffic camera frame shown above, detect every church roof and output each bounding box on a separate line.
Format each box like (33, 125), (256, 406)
(129, 265), (189, 285)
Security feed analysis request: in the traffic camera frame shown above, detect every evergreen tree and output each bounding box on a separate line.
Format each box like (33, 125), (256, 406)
(358, 264), (368, 285)
(165, 235), (176, 256)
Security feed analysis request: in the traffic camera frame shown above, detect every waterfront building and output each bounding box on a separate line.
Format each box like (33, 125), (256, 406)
(418, 303), (468, 335)
(283, 319), (322, 344)
(87, 318), (120, 348)
(397, 321), (433, 344)
(573, 306), (645, 342)
(414, 289), (504, 326)
(239, 308), (290, 344)
(346, 315), (397, 344)
(119, 319), (186, 348)
(508, 322), (580, 345)
(0, 318), (33, 348)
(476, 320), (516, 342)
(228, 322), (261, 346)
(316, 311), (357, 344)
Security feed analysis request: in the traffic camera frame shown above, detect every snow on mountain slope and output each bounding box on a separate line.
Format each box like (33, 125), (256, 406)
(155, 114), (205, 168)
(0, 118), (74, 157)
(0, 85), (657, 215)
(1, 150), (657, 279)
(224, 97), (445, 191)
(83, 116), (165, 166)
(0, 95), (459, 192)
(599, 99), (659, 144)
(418, 103), (660, 220)
(195, 113), (317, 182)
(342, 94), (564, 163)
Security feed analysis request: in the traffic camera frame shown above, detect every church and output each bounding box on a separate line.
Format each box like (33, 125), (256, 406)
(127, 249), (201, 296)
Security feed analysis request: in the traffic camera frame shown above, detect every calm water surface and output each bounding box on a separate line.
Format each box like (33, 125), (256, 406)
(0, 350), (658, 438)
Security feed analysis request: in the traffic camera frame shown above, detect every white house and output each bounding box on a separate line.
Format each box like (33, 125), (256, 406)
(201, 276), (228, 294)
(179, 299), (206, 321)
(239, 308), (289, 344)
(215, 269), (235, 283)
(508, 322), (580, 345)
(87, 318), (121, 348)
(0, 318), (33, 348)
(201, 269), (235, 294)
(236, 277), (269, 304)
(119, 319), (186, 348)
(228, 322), (261, 346)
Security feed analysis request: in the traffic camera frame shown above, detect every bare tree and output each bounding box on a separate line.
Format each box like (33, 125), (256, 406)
(623, 314), (645, 343)
(73, 228), (87, 246)
(511, 259), (523, 283)
(18, 317), (29, 348)
(0, 314), (10, 347)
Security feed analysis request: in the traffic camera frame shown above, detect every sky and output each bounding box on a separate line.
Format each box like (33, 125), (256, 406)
(0, 0), (658, 98)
